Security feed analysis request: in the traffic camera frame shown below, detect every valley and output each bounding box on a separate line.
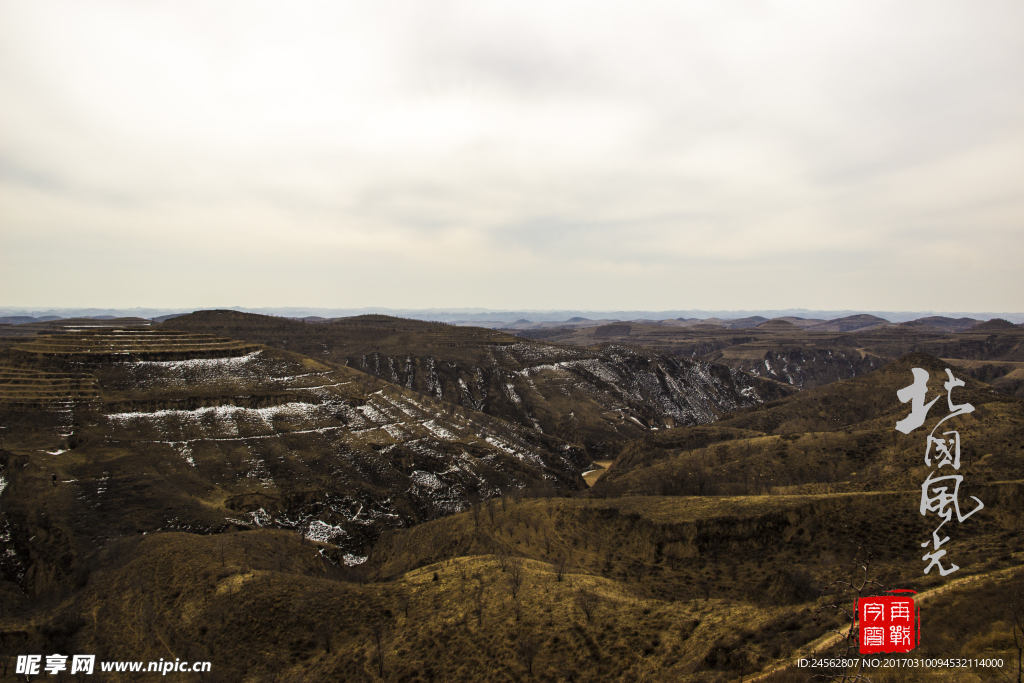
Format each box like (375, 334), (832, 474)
(513, 315), (1024, 397)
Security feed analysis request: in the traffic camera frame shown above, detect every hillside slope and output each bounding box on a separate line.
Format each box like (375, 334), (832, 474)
(595, 352), (1024, 498)
(162, 311), (794, 454)
(513, 319), (1024, 395)
(0, 327), (591, 600)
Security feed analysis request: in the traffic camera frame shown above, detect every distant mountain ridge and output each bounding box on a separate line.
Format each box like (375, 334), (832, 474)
(3, 306), (1022, 323)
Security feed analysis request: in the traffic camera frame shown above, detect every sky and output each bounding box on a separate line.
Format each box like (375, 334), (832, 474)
(1, 1), (1022, 312)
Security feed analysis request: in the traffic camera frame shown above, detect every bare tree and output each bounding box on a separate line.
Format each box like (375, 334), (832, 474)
(315, 622), (333, 653)
(470, 496), (482, 531)
(473, 582), (486, 626)
(574, 585), (600, 622)
(486, 498), (497, 526)
(553, 555), (570, 582)
(814, 548), (889, 683)
(371, 622), (389, 679)
(497, 545), (511, 572)
(515, 634), (542, 675)
(507, 557), (525, 600)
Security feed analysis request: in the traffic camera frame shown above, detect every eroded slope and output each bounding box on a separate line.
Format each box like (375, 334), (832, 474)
(0, 328), (588, 598)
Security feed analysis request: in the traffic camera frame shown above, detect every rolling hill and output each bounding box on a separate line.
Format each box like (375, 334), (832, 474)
(2, 321), (1022, 683)
(161, 311), (794, 455)
(0, 326), (594, 599)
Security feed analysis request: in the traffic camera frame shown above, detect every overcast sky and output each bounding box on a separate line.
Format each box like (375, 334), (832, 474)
(2, 1), (1021, 312)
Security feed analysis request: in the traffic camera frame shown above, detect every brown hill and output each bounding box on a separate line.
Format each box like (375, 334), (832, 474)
(967, 318), (1018, 331)
(756, 319), (801, 330)
(907, 316), (983, 333)
(163, 311), (793, 455)
(595, 352), (1024, 497)
(513, 316), (1024, 396)
(0, 326), (592, 599)
(803, 314), (890, 332)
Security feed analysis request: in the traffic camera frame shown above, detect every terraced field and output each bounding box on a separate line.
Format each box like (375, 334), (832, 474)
(10, 328), (258, 360)
(0, 316), (153, 351)
(0, 328), (591, 583)
(0, 367), (100, 405)
(164, 311), (795, 454)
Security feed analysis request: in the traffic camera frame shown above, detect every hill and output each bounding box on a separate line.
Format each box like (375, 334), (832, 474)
(803, 314), (890, 332)
(512, 316), (1024, 397)
(3, 327), (1023, 682)
(162, 311), (794, 455)
(594, 352), (1024, 497)
(0, 326), (594, 600)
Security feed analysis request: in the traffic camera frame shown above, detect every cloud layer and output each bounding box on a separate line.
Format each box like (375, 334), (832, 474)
(2, 0), (1022, 310)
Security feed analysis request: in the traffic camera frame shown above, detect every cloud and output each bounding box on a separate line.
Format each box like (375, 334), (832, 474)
(1, 0), (1022, 310)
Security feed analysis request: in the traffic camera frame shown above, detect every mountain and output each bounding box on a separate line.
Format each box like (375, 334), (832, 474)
(898, 316), (982, 333)
(162, 311), (794, 455)
(0, 326), (595, 598)
(802, 314), (891, 332)
(2, 322), (1022, 682)
(967, 318), (1018, 332)
(512, 316), (1024, 398)
(722, 315), (769, 329)
(595, 352), (1024, 497)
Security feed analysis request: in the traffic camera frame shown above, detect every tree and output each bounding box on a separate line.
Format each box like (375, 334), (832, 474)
(553, 555), (570, 582)
(814, 548), (889, 683)
(470, 495), (482, 531)
(370, 623), (389, 679)
(473, 582), (486, 626)
(511, 594), (524, 622)
(515, 634), (542, 675)
(315, 622), (333, 653)
(574, 585), (600, 622)
(486, 498), (497, 525)
(507, 557), (525, 600)
(497, 545), (511, 572)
